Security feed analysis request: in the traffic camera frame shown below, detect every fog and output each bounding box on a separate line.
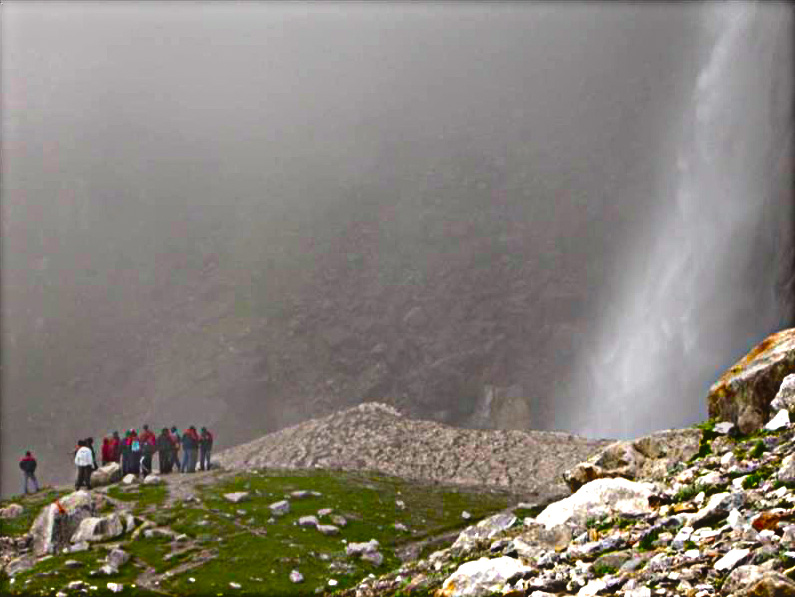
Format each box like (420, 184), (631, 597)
(2, 2), (791, 495)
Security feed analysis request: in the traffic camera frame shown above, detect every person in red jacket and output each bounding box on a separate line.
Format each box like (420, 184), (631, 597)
(101, 437), (113, 466)
(109, 431), (122, 463)
(19, 451), (39, 494)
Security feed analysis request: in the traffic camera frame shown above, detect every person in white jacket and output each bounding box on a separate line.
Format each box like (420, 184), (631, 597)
(74, 439), (94, 490)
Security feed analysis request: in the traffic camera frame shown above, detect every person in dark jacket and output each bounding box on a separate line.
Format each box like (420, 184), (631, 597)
(85, 437), (98, 471)
(129, 430), (141, 476)
(19, 451), (40, 494)
(121, 430), (132, 475)
(139, 425), (156, 478)
(199, 427), (214, 471)
(156, 428), (172, 474)
(101, 437), (112, 466)
(110, 431), (122, 463)
(170, 426), (182, 472)
(181, 426), (199, 473)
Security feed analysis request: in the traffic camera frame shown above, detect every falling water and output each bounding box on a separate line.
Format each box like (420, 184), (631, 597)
(564, 1), (794, 439)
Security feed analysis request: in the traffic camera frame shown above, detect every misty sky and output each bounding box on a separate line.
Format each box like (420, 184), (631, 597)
(5, 1), (791, 495)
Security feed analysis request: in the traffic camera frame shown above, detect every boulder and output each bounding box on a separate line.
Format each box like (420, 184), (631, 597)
(771, 374), (795, 413)
(766, 409), (791, 431)
(564, 429), (701, 491)
(5, 555), (35, 577)
(91, 463), (121, 488)
(0, 504), (24, 519)
(741, 571), (795, 596)
(70, 514), (124, 544)
(714, 548), (751, 572)
(451, 513), (517, 554)
(346, 539), (380, 558)
(778, 454), (795, 484)
(707, 328), (795, 435)
(31, 491), (100, 555)
(438, 556), (533, 597)
(537, 478), (654, 529)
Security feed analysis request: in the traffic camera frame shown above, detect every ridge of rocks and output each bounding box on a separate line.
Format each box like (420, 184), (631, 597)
(215, 402), (612, 502)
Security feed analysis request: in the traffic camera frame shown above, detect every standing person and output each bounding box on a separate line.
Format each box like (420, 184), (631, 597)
(19, 451), (40, 494)
(139, 425), (156, 478)
(181, 426), (199, 473)
(110, 431), (122, 463)
(156, 428), (172, 474)
(121, 430), (132, 475)
(129, 430), (141, 476)
(169, 426), (182, 472)
(199, 427), (214, 471)
(74, 440), (93, 490)
(101, 436), (112, 466)
(85, 438), (98, 471)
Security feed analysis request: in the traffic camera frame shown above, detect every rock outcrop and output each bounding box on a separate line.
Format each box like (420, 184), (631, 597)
(708, 328), (795, 434)
(30, 491), (104, 555)
(563, 428), (701, 491)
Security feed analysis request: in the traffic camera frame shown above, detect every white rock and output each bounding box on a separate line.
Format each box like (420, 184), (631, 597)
(766, 409), (790, 431)
(346, 539), (380, 557)
(685, 549), (701, 559)
(106, 583), (123, 593)
(289, 570), (304, 583)
(714, 548), (751, 572)
(672, 526), (694, 550)
(714, 421), (736, 435)
(298, 516), (319, 528)
(439, 556), (532, 597)
(317, 524), (340, 536)
(394, 522), (409, 532)
(727, 509), (746, 529)
(328, 579), (338, 586)
(577, 579), (606, 596)
(720, 452), (737, 469)
(536, 478), (655, 529)
(396, 500), (406, 509)
(122, 474), (137, 485)
(224, 492), (250, 503)
(623, 589), (651, 597)
(0, 504), (24, 518)
(772, 374), (795, 412)
(317, 508), (333, 517)
(778, 454), (795, 484)
(269, 500), (290, 516)
(143, 474), (162, 485)
(362, 550), (384, 566)
(461, 511), (472, 520)
(71, 514), (124, 544)
(697, 471), (725, 488)
(229, 581), (241, 589)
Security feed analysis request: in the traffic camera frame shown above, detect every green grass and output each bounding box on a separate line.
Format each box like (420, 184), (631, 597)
(154, 468), (515, 597)
(106, 484), (167, 512)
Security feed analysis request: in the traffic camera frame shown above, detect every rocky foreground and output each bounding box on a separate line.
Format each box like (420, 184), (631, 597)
(215, 402), (612, 504)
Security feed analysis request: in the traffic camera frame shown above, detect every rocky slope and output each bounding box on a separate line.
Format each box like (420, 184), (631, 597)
(215, 402), (612, 503)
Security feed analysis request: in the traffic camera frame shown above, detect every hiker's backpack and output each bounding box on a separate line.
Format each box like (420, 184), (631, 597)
(131, 439), (140, 452)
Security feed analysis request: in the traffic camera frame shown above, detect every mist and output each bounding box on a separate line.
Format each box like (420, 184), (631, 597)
(2, 2), (790, 495)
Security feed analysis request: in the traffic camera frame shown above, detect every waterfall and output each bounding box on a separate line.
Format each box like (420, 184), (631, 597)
(564, 1), (793, 439)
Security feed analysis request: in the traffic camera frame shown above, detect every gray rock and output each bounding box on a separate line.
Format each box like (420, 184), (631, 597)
(771, 374), (795, 413)
(67, 580), (88, 590)
(0, 504), (24, 519)
(346, 539), (380, 557)
(715, 548), (751, 572)
(30, 490), (100, 555)
(766, 409), (791, 431)
(106, 548), (130, 569)
(707, 328), (795, 435)
(330, 514), (347, 527)
(361, 550), (383, 566)
(317, 508), (333, 517)
(121, 474), (137, 485)
(269, 500), (290, 516)
(91, 463), (122, 488)
(298, 515), (319, 528)
(143, 474), (163, 485)
(316, 524), (339, 536)
(451, 512), (517, 553)
(439, 556), (533, 597)
(70, 541), (90, 552)
(593, 551), (632, 571)
(224, 492), (250, 503)
(70, 514), (124, 544)
(779, 455), (795, 484)
(5, 555), (35, 577)
(714, 421), (737, 435)
(289, 570), (304, 583)
(690, 493), (734, 528)
(63, 559), (84, 569)
(537, 477), (654, 529)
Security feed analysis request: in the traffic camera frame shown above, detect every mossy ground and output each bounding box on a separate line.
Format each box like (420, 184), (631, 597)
(0, 468), (517, 596)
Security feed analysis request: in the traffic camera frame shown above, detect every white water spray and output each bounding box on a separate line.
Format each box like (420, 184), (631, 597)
(565, 2), (793, 438)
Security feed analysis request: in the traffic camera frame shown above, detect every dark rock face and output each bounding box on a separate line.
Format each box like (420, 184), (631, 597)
(708, 329), (795, 434)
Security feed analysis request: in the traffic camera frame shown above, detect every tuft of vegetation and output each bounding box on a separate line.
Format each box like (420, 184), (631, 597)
(592, 563), (618, 577)
(750, 440), (766, 459)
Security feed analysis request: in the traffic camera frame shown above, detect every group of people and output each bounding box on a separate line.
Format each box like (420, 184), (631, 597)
(17, 425), (215, 495)
(98, 425), (215, 479)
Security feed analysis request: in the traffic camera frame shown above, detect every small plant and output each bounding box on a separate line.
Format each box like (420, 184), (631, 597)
(638, 527), (661, 551)
(743, 472), (764, 489)
(592, 563), (618, 577)
(750, 440), (766, 459)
